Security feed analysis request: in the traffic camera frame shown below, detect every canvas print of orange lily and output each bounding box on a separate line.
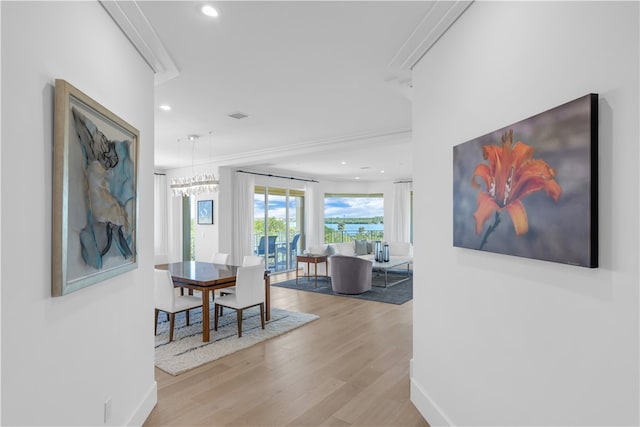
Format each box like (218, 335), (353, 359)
(453, 94), (598, 267)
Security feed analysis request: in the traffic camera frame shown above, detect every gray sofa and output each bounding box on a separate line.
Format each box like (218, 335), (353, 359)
(329, 255), (373, 294)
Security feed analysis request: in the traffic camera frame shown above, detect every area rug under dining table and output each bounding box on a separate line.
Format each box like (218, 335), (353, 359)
(272, 273), (413, 305)
(155, 306), (318, 375)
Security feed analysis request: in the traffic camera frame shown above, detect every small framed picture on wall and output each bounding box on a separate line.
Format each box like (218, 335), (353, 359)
(197, 200), (214, 224)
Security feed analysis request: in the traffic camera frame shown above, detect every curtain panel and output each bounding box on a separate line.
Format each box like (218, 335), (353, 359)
(304, 181), (324, 249)
(154, 174), (169, 261)
(388, 182), (411, 243)
(231, 172), (255, 265)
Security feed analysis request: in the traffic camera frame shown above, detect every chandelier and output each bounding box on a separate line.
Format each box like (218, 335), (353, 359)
(170, 134), (219, 197)
(170, 173), (218, 197)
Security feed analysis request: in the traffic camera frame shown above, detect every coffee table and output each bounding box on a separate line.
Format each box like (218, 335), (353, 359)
(371, 259), (411, 288)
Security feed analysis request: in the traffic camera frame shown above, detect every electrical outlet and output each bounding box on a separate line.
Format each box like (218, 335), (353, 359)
(104, 398), (112, 424)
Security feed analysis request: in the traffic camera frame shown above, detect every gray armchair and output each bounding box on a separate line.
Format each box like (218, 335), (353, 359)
(329, 255), (373, 294)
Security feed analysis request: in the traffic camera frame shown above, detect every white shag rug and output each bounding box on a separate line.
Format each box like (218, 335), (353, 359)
(155, 306), (319, 375)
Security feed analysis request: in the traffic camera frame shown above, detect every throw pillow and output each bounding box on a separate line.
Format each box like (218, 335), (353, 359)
(309, 245), (328, 255)
(355, 240), (368, 255)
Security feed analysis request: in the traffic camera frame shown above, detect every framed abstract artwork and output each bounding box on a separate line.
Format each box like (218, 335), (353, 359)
(453, 94), (598, 267)
(197, 200), (214, 224)
(52, 79), (139, 296)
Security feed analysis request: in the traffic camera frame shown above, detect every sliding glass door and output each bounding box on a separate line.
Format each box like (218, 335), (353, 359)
(254, 186), (304, 273)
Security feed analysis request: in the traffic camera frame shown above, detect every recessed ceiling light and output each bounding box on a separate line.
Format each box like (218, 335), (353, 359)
(380, 170), (385, 174)
(341, 161), (347, 165)
(355, 176), (360, 180)
(201, 5), (218, 17)
(159, 104), (171, 111)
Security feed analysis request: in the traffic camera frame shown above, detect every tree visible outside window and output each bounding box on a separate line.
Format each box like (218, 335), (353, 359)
(254, 186), (304, 272)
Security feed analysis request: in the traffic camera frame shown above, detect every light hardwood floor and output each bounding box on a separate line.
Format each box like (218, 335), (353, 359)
(145, 272), (428, 427)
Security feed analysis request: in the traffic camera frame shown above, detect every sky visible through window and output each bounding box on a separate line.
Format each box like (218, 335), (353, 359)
(324, 196), (383, 219)
(254, 194), (383, 221)
(254, 195), (295, 219)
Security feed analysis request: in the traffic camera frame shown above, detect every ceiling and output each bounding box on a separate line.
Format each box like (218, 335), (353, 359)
(104, 1), (471, 182)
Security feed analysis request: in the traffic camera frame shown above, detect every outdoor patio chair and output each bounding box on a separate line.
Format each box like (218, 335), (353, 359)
(277, 233), (301, 269)
(256, 235), (277, 268)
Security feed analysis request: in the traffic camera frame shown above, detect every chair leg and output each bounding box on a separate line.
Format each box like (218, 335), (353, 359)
(259, 303), (265, 330)
(169, 313), (175, 342)
(186, 309), (190, 326)
(214, 304), (219, 331)
(236, 309), (243, 338)
(154, 309), (159, 335)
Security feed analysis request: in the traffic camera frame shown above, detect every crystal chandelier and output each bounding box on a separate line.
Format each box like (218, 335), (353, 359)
(170, 173), (218, 197)
(170, 134), (219, 197)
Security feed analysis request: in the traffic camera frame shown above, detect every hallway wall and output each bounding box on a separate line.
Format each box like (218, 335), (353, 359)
(411, 2), (639, 425)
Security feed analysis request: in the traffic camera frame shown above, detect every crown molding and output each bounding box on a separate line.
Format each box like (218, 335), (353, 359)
(100, 0), (179, 85)
(101, 0), (471, 88)
(386, 0), (474, 84)
(196, 128), (412, 167)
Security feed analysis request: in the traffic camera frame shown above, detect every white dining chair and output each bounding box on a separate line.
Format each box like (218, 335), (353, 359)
(214, 264), (265, 338)
(242, 255), (265, 267)
(211, 252), (230, 265)
(154, 269), (202, 342)
(219, 255), (264, 298)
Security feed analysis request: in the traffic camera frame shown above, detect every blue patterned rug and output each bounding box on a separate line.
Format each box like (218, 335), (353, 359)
(272, 273), (413, 305)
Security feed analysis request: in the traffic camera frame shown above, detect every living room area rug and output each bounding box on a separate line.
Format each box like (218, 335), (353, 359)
(155, 306), (318, 375)
(272, 273), (413, 305)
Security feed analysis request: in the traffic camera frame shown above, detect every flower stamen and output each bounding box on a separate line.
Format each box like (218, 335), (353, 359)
(503, 165), (515, 206)
(471, 130), (562, 238)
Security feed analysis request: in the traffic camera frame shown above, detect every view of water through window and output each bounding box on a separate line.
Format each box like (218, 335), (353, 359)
(324, 194), (384, 243)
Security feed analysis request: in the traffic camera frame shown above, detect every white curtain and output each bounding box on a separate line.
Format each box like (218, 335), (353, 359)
(304, 181), (324, 249)
(154, 174), (168, 261)
(231, 172), (255, 265)
(388, 182), (411, 243)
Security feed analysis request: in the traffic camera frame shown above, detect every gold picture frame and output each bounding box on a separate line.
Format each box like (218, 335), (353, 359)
(52, 79), (139, 296)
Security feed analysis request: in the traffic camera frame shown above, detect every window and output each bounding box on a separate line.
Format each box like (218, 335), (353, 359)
(324, 193), (384, 243)
(254, 186), (304, 273)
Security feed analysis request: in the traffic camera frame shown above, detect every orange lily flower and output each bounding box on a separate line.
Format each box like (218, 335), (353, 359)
(471, 130), (562, 236)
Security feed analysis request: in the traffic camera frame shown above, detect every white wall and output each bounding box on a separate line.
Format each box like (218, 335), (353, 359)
(1, 2), (156, 425)
(411, 2), (639, 426)
(163, 163), (222, 263)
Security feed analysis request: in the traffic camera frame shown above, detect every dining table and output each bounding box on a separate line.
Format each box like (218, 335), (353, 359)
(155, 261), (271, 342)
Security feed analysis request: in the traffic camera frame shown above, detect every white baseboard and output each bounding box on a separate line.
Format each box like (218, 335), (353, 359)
(126, 381), (158, 427)
(410, 372), (455, 427)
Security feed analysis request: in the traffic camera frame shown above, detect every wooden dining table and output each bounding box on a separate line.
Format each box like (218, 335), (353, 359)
(155, 261), (271, 342)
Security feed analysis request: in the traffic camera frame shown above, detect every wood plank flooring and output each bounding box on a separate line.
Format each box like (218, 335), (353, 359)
(144, 272), (428, 427)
